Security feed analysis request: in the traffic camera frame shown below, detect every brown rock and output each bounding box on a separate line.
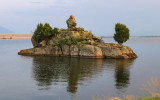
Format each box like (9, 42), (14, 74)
(66, 15), (77, 30)
(70, 45), (79, 56)
(40, 40), (47, 47)
(80, 45), (103, 58)
(31, 37), (38, 47)
(93, 36), (102, 42)
(18, 44), (137, 59)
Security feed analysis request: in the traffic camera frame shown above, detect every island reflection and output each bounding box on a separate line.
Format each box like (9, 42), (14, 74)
(31, 56), (134, 93)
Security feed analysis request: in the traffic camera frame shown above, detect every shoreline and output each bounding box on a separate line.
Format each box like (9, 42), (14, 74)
(0, 34), (32, 39)
(1, 34), (159, 40)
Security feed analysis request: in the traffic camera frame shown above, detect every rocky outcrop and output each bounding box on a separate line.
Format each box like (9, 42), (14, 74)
(18, 44), (137, 59)
(31, 38), (38, 47)
(66, 15), (77, 31)
(18, 15), (137, 59)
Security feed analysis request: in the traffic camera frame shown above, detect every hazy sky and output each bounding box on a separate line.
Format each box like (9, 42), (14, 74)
(0, 0), (160, 36)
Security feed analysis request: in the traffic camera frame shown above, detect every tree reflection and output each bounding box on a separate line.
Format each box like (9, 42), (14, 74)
(114, 59), (134, 89)
(32, 57), (56, 90)
(32, 57), (103, 92)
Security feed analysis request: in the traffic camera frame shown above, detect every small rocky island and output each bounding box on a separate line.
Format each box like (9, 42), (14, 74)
(18, 15), (137, 59)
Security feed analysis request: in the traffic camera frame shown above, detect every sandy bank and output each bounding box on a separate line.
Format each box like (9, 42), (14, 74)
(0, 34), (32, 39)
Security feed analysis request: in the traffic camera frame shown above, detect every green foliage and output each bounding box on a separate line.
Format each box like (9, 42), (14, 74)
(85, 32), (93, 40)
(53, 27), (59, 36)
(32, 23), (43, 43)
(65, 36), (73, 46)
(32, 23), (59, 43)
(114, 23), (130, 44)
(53, 35), (66, 55)
(53, 35), (85, 48)
(73, 36), (86, 47)
(53, 35), (85, 56)
(53, 35), (66, 47)
(54, 35), (85, 47)
(53, 36), (74, 47)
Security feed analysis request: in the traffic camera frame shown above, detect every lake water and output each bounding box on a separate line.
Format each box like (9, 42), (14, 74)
(0, 37), (160, 100)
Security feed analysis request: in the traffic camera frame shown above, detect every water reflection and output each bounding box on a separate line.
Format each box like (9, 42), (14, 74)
(32, 57), (104, 92)
(32, 56), (134, 93)
(114, 60), (134, 89)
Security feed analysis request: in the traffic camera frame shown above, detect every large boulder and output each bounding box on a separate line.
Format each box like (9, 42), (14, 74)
(80, 45), (103, 57)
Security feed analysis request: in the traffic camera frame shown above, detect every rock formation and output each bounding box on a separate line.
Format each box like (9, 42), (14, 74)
(19, 15), (137, 59)
(18, 44), (137, 59)
(66, 15), (77, 31)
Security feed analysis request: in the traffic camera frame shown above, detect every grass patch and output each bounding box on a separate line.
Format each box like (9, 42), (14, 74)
(138, 97), (160, 100)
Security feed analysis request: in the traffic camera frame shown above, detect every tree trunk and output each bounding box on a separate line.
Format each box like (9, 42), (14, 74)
(69, 45), (71, 56)
(60, 46), (63, 55)
(78, 46), (80, 57)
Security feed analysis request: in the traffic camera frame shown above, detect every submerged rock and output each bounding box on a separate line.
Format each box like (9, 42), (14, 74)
(18, 15), (137, 59)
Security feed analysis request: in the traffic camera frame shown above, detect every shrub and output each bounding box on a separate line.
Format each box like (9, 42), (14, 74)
(72, 36), (85, 56)
(73, 36), (85, 47)
(114, 23), (130, 44)
(32, 23), (59, 43)
(53, 35), (86, 56)
(65, 36), (73, 46)
(142, 78), (160, 97)
(64, 36), (73, 56)
(53, 35), (66, 55)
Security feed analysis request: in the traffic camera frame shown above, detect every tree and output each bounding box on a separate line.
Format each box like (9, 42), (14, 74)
(114, 23), (130, 45)
(32, 23), (59, 44)
(32, 23), (44, 43)
(43, 23), (54, 40)
(65, 36), (73, 56)
(53, 27), (59, 37)
(53, 35), (66, 55)
(73, 36), (85, 56)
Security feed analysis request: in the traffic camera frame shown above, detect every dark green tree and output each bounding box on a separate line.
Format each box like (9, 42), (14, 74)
(32, 23), (44, 43)
(43, 23), (54, 39)
(114, 23), (130, 45)
(32, 23), (59, 44)
(53, 27), (59, 37)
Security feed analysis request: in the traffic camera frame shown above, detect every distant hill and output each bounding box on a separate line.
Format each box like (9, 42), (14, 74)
(0, 26), (14, 34)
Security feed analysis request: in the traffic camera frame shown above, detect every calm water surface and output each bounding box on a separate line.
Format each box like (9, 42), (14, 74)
(0, 37), (160, 100)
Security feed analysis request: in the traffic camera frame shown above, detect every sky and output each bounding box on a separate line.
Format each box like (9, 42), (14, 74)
(0, 0), (160, 36)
